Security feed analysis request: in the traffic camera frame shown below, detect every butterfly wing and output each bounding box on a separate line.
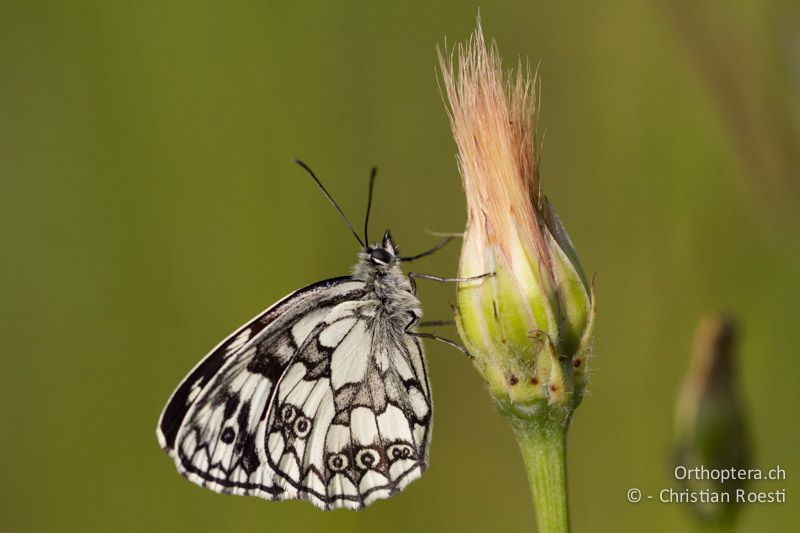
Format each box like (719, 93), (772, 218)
(157, 277), (367, 499)
(265, 299), (433, 510)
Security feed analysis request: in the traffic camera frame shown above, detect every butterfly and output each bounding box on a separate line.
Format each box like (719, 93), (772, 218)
(157, 162), (468, 510)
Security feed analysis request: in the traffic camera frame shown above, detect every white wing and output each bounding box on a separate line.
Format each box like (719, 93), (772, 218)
(157, 277), (367, 499)
(265, 299), (433, 510)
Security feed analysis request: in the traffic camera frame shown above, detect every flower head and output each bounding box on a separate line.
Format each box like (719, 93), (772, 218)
(439, 22), (594, 414)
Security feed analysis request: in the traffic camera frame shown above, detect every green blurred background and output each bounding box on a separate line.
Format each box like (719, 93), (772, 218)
(2, 1), (798, 531)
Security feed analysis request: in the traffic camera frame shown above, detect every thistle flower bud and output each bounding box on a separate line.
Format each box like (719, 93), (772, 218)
(439, 25), (594, 417)
(673, 315), (752, 526)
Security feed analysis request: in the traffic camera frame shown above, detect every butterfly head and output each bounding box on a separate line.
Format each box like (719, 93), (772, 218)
(366, 230), (399, 267)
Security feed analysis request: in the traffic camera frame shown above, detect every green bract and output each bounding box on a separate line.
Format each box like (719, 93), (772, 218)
(456, 199), (595, 413)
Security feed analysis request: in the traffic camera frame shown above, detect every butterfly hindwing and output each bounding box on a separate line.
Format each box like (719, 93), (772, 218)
(157, 277), (367, 498)
(265, 299), (432, 509)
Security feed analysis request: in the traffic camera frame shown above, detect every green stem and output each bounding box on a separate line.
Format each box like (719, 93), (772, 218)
(509, 411), (570, 533)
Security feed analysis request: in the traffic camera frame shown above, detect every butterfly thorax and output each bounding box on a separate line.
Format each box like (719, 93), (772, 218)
(351, 231), (421, 325)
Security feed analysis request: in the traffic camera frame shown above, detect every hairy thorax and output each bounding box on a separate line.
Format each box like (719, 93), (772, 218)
(351, 254), (421, 326)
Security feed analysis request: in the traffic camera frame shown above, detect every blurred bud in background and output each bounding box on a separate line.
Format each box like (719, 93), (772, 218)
(673, 315), (752, 527)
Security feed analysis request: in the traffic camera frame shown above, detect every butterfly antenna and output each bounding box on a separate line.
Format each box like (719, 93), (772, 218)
(363, 167), (378, 245)
(293, 159), (365, 247)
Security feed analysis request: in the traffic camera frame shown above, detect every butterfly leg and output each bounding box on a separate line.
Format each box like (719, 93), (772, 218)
(404, 274), (490, 358)
(408, 272), (493, 284)
(399, 237), (454, 262)
(405, 313), (471, 359)
(408, 331), (472, 359)
(417, 319), (456, 327)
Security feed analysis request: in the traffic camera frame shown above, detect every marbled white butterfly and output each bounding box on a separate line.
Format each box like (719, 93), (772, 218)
(157, 162), (475, 510)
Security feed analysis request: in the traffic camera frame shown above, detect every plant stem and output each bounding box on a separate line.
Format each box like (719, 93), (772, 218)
(510, 411), (570, 533)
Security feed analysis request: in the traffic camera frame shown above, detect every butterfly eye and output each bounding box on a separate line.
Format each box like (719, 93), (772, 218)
(355, 448), (381, 470)
(370, 248), (393, 265)
(327, 453), (349, 472)
(281, 405), (297, 424)
(387, 443), (415, 462)
(293, 416), (311, 438)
